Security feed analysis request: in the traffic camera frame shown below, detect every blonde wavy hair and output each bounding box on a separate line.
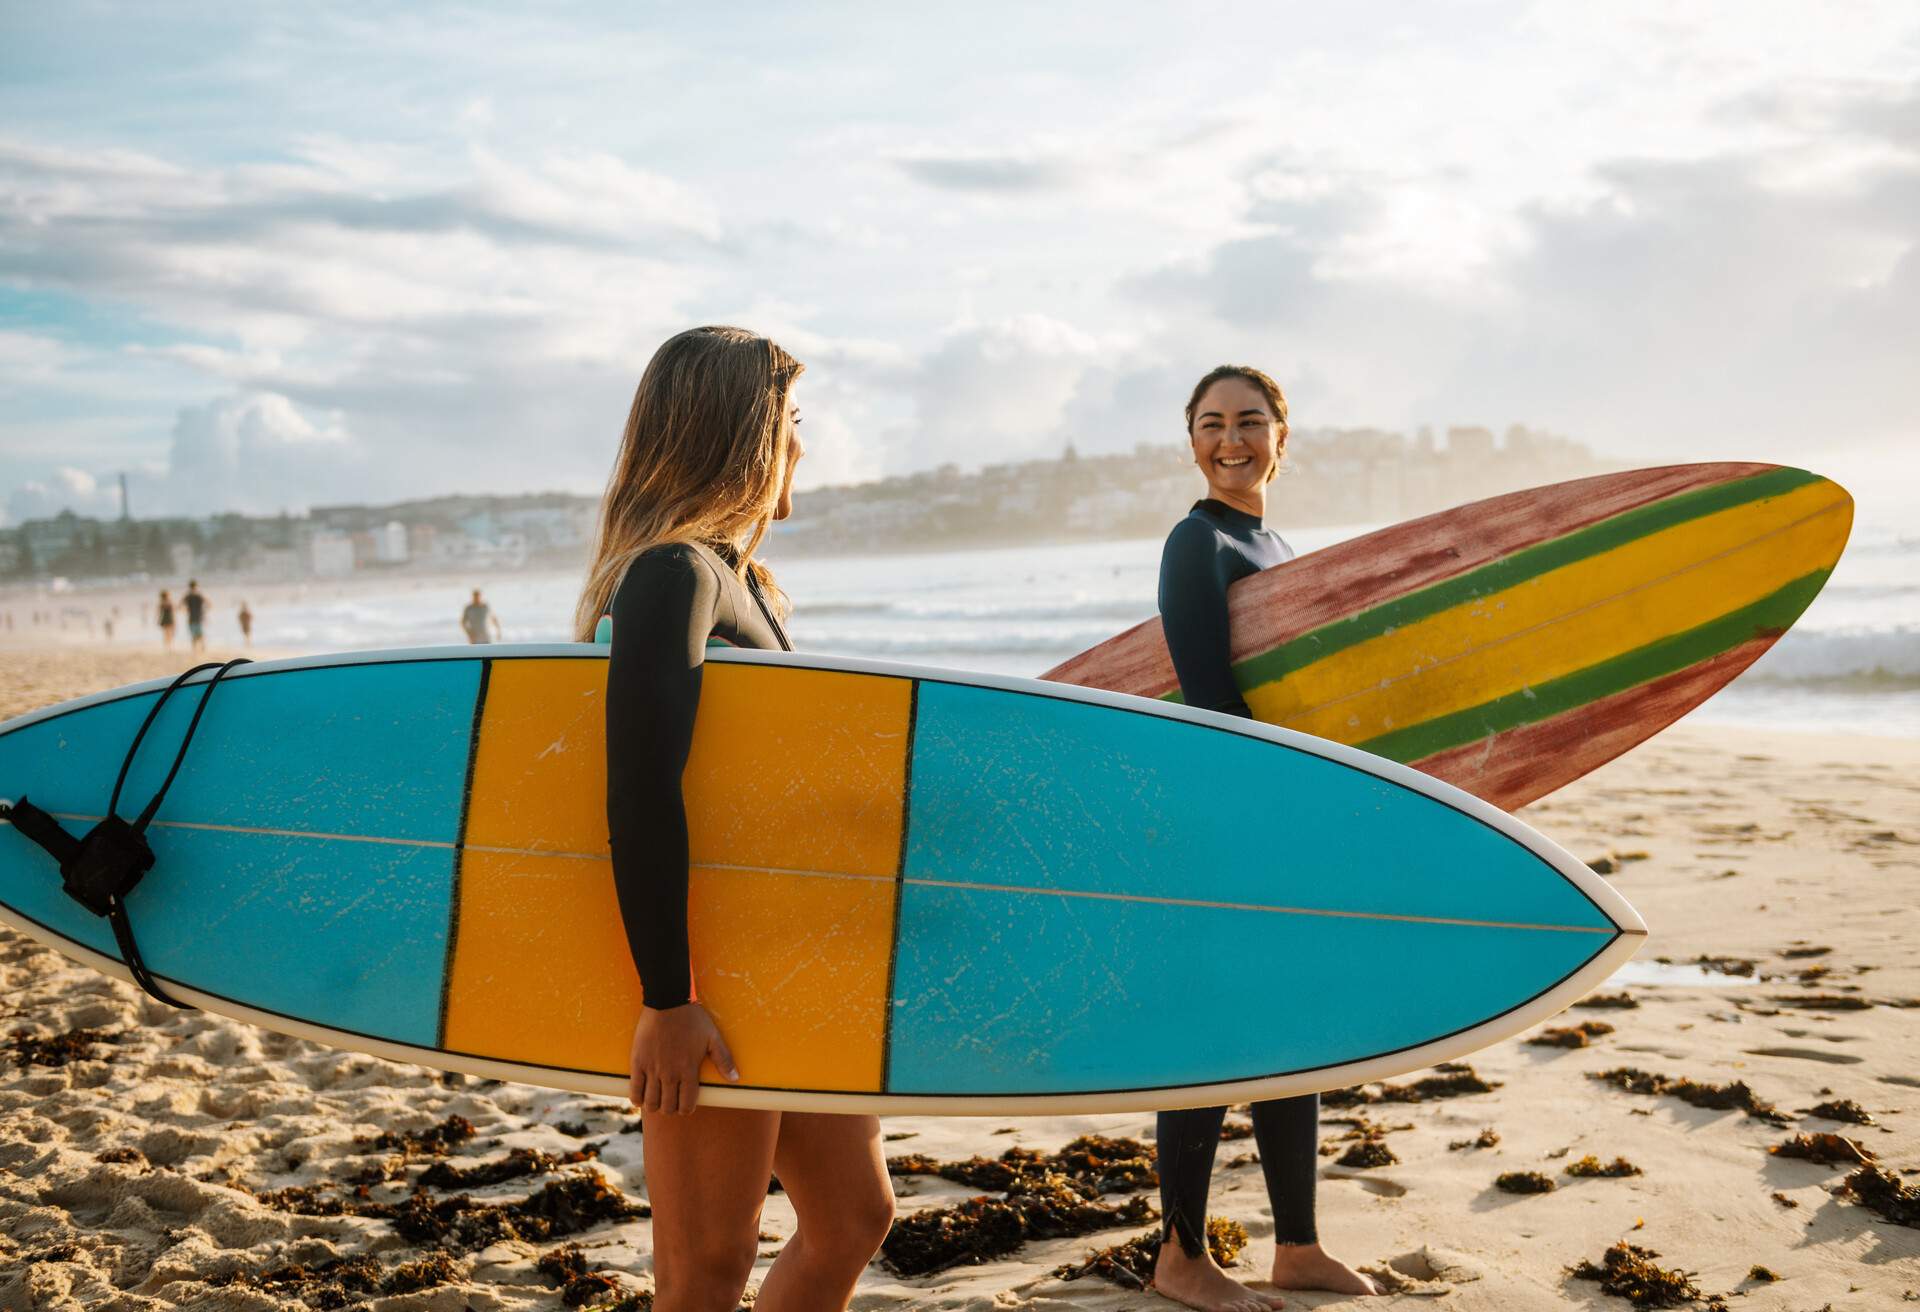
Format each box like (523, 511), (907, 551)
(573, 326), (802, 641)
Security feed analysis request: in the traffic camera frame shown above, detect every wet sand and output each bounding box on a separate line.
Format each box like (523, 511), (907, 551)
(1, 647), (1916, 1309)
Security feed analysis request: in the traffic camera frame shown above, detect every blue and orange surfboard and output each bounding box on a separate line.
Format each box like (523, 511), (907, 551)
(0, 648), (1640, 1113)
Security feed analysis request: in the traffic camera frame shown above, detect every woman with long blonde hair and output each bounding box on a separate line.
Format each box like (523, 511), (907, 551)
(579, 326), (895, 1311)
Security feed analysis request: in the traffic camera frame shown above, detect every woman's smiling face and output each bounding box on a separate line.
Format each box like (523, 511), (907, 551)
(1189, 375), (1282, 498)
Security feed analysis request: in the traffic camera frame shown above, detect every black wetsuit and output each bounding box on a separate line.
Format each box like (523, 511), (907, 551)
(1155, 499), (1321, 1255)
(602, 541), (790, 1010)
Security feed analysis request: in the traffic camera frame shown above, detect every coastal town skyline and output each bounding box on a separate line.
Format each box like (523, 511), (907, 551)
(0, 420), (1618, 582)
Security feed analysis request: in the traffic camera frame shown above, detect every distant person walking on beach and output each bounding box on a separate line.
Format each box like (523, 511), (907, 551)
(157, 590), (176, 651)
(238, 601), (254, 648)
(460, 590), (502, 644)
(183, 580), (210, 654)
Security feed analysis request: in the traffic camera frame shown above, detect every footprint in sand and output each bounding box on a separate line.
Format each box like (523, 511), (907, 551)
(1324, 1170), (1408, 1198)
(1742, 1046), (1864, 1066)
(1362, 1246), (1484, 1297)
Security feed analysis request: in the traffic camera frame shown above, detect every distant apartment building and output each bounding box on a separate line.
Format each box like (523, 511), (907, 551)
(373, 521), (410, 565)
(309, 531), (355, 577)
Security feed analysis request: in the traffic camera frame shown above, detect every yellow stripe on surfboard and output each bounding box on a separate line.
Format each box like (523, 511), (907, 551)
(442, 659), (912, 1091)
(1245, 477), (1851, 740)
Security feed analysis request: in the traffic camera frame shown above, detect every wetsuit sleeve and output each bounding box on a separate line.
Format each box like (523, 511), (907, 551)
(604, 546), (723, 1010)
(1158, 517), (1252, 718)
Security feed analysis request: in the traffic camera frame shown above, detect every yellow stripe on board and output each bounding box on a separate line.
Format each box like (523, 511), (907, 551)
(1246, 479), (1851, 740)
(443, 659), (912, 1092)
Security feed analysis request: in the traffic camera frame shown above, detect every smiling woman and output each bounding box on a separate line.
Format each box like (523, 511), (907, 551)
(1185, 364), (1289, 501)
(1151, 364), (1380, 1308)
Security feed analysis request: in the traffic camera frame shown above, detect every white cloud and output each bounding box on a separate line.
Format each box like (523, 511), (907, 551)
(162, 392), (365, 516)
(881, 314), (1126, 470)
(3, 2), (1918, 521)
(6, 467), (122, 524)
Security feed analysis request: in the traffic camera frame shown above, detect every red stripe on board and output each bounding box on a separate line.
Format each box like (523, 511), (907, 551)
(1405, 637), (1779, 812)
(1041, 462), (1773, 699)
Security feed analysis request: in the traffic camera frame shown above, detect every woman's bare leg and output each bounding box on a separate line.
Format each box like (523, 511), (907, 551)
(643, 1104), (782, 1312)
(756, 1112), (895, 1311)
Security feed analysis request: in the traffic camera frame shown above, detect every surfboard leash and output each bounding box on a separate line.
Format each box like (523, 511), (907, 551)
(4, 657), (252, 1009)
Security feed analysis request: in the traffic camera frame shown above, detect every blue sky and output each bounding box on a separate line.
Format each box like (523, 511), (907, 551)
(2, 1), (1916, 523)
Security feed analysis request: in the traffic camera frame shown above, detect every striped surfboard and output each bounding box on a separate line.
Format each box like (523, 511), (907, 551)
(1043, 464), (1852, 811)
(0, 648), (1642, 1113)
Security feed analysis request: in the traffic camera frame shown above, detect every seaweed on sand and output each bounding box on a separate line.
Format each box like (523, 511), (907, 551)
(1565, 1155), (1642, 1178)
(252, 1184), (355, 1216)
(1054, 1218), (1249, 1289)
(1495, 1171), (1555, 1194)
(1770, 1133), (1876, 1167)
(1336, 1139), (1398, 1168)
(1449, 1128), (1500, 1150)
(886, 1135), (1157, 1196)
(1653, 954), (1755, 977)
(1568, 1242), (1723, 1309)
(1801, 1099), (1874, 1125)
(353, 1113), (477, 1156)
(537, 1243), (628, 1307)
(1529, 1020), (1616, 1048)
(206, 1252), (461, 1308)
(1588, 1068), (1790, 1125)
(1576, 992), (1640, 1010)
(879, 1182), (1155, 1277)
(347, 1113), (486, 1184)
(1053, 1135), (1159, 1192)
(1838, 1164), (1920, 1228)
(7, 1026), (123, 1068)
(1323, 1063), (1501, 1107)
(417, 1144), (602, 1189)
(363, 1169), (650, 1249)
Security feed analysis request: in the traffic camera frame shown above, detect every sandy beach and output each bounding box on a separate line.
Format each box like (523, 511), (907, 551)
(1, 646), (1916, 1310)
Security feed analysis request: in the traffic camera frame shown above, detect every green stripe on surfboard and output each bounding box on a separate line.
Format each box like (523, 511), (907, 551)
(1162, 464), (1825, 707)
(1351, 568), (1831, 765)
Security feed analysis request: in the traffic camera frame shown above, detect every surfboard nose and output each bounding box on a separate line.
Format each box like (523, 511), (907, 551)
(882, 680), (1645, 1100)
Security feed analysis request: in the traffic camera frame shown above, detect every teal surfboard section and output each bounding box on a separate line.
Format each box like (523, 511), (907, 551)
(0, 660), (478, 1045)
(886, 680), (1617, 1096)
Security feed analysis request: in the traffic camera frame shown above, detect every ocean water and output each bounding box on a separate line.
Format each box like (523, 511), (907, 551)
(62, 508), (1920, 738)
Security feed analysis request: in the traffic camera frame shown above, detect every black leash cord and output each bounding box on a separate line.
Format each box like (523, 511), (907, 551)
(5, 657), (251, 1008)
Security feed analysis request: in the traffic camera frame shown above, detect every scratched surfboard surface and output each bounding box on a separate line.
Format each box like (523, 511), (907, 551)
(1043, 463), (1852, 812)
(0, 647), (1642, 1114)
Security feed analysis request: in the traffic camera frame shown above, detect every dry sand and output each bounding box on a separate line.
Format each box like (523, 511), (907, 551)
(1, 647), (1916, 1310)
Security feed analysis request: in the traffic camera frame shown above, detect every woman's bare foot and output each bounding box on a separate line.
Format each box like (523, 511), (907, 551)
(1269, 1241), (1378, 1295)
(1153, 1238), (1286, 1311)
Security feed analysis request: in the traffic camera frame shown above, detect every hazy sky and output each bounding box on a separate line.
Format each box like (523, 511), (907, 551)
(2, 1), (1916, 525)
